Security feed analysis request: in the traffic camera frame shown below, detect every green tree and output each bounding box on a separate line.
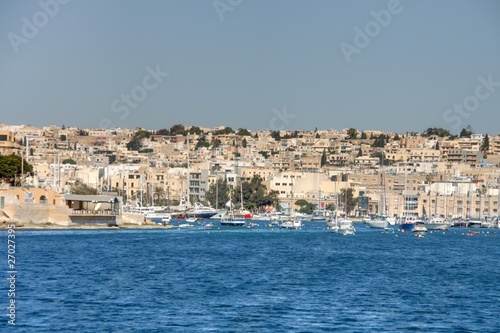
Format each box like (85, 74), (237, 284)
(126, 129), (153, 151)
(70, 179), (97, 195)
(321, 149), (327, 167)
(195, 136), (210, 149)
(295, 199), (316, 214)
(340, 188), (357, 215)
(232, 175), (279, 211)
(482, 134), (489, 154)
(60, 134), (67, 141)
(237, 128), (252, 136)
(170, 124), (187, 136)
(258, 151), (270, 159)
(0, 155), (34, 186)
(205, 178), (231, 209)
(213, 127), (234, 135)
(422, 127), (451, 137)
(325, 203), (336, 211)
(372, 134), (386, 148)
(270, 130), (281, 141)
(62, 158), (76, 165)
(153, 186), (165, 203)
(189, 126), (202, 135)
(211, 138), (222, 149)
(459, 125), (473, 138)
(360, 132), (367, 140)
(242, 138), (247, 148)
(126, 136), (143, 151)
(347, 128), (358, 139)
(157, 128), (170, 135)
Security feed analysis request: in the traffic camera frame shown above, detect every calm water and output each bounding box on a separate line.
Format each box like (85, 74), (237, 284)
(2, 222), (500, 332)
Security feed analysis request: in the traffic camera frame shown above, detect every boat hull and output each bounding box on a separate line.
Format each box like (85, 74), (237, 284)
(399, 223), (414, 231)
(424, 223), (449, 231)
(220, 221), (246, 226)
(367, 220), (389, 229)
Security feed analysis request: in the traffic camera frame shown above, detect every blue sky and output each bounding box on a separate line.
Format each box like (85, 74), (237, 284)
(1, 0), (499, 134)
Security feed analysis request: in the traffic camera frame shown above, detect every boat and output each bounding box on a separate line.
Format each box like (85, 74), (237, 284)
(367, 215), (389, 229)
(451, 217), (467, 228)
(220, 211), (246, 226)
(185, 217), (201, 223)
(362, 215), (372, 223)
(399, 216), (418, 231)
(209, 210), (227, 220)
(251, 211), (283, 221)
(412, 221), (427, 236)
(185, 202), (218, 219)
(232, 208), (254, 220)
(424, 217), (450, 230)
(325, 214), (339, 231)
(161, 216), (171, 225)
(279, 217), (302, 230)
(144, 211), (173, 224)
(335, 218), (356, 235)
(311, 209), (328, 222)
(468, 219), (482, 228)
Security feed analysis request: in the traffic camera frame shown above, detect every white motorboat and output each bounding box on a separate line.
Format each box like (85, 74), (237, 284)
(336, 219), (356, 235)
(325, 216), (339, 231)
(412, 221), (427, 235)
(424, 217), (450, 230)
(186, 202), (218, 219)
(280, 217), (302, 230)
(367, 215), (389, 229)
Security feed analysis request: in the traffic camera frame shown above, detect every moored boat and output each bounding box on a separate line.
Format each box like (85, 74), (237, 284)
(412, 221), (427, 236)
(280, 217), (302, 230)
(367, 215), (389, 229)
(336, 219), (356, 235)
(424, 217), (450, 231)
(220, 211), (246, 226)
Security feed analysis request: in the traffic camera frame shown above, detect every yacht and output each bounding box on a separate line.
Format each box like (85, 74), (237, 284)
(144, 211), (173, 224)
(424, 217), (450, 230)
(335, 218), (356, 235)
(412, 221), (427, 235)
(311, 209), (328, 222)
(367, 215), (389, 229)
(185, 202), (218, 219)
(325, 215), (339, 231)
(280, 217), (303, 230)
(399, 216), (418, 231)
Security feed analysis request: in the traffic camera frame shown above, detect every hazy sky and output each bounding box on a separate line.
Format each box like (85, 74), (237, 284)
(1, 0), (499, 134)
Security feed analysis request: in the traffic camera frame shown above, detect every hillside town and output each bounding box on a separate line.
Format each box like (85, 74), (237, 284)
(1, 123), (500, 226)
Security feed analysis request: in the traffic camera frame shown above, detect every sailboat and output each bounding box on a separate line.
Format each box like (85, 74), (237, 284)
(232, 181), (253, 220)
(220, 191), (245, 226)
(333, 190), (355, 235)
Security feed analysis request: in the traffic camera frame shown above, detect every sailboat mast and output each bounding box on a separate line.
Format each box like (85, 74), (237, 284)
(215, 175), (218, 210)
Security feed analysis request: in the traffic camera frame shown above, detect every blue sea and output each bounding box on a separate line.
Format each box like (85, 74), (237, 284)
(2, 222), (500, 332)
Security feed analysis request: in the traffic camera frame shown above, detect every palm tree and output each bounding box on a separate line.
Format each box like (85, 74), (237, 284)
(476, 184), (487, 219)
(154, 186), (166, 204)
